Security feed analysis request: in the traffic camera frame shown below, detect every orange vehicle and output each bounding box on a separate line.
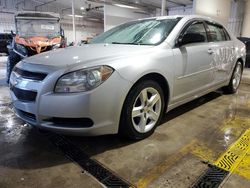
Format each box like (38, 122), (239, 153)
(6, 11), (66, 83)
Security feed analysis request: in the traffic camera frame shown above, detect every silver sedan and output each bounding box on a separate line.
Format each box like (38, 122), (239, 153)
(10, 15), (246, 139)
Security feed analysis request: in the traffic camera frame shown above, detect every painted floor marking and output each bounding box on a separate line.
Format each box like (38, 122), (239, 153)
(215, 129), (250, 172)
(193, 128), (250, 188)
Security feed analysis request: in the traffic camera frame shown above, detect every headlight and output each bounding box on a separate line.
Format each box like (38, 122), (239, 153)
(15, 44), (28, 57)
(52, 43), (61, 50)
(55, 66), (114, 93)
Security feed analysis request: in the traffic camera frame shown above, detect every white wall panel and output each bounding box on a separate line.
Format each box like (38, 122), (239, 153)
(0, 12), (15, 33)
(104, 5), (150, 31)
(168, 5), (193, 16)
(62, 21), (103, 44)
(194, 0), (231, 26)
(228, 0), (245, 37)
(242, 0), (250, 37)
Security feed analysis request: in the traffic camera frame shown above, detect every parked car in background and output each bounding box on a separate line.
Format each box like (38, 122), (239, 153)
(0, 33), (12, 55)
(6, 11), (66, 83)
(9, 15), (246, 139)
(238, 37), (250, 68)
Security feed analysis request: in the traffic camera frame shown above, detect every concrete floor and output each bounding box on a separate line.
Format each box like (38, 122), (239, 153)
(0, 56), (250, 188)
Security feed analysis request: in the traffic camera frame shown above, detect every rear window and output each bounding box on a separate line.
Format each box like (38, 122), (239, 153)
(206, 22), (227, 42)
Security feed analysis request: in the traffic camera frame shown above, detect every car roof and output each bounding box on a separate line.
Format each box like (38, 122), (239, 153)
(137, 15), (224, 26)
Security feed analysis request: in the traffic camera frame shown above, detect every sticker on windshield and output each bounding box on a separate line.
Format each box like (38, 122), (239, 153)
(41, 25), (55, 30)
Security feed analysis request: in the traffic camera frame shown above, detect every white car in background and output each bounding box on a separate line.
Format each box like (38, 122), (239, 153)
(10, 15), (246, 139)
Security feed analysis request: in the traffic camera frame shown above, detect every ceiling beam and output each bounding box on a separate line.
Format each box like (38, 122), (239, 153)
(35, 0), (57, 11)
(167, 0), (186, 7)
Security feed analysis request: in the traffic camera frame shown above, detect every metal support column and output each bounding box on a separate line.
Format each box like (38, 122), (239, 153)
(71, 0), (76, 44)
(161, 0), (166, 16)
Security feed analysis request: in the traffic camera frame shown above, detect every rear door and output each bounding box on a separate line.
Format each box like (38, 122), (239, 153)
(205, 22), (235, 84)
(172, 20), (215, 103)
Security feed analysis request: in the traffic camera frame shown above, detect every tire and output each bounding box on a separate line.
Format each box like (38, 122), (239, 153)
(223, 61), (243, 94)
(6, 51), (20, 84)
(119, 80), (165, 140)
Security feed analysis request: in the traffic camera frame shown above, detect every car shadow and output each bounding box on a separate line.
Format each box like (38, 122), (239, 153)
(62, 90), (223, 157)
(0, 90), (223, 170)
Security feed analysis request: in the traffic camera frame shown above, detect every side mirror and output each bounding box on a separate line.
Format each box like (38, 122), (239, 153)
(178, 33), (205, 46)
(10, 30), (16, 37)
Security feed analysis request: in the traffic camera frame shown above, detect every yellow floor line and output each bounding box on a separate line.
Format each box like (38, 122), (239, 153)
(136, 119), (250, 188)
(215, 128), (250, 174)
(136, 139), (197, 188)
(234, 149), (250, 180)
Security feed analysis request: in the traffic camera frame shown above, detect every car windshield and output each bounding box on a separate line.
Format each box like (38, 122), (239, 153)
(16, 19), (60, 38)
(90, 18), (181, 45)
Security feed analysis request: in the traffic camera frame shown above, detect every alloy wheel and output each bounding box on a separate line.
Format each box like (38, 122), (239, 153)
(232, 63), (242, 90)
(131, 87), (162, 133)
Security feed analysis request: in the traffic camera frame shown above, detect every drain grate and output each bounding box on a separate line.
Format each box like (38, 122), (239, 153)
(45, 132), (135, 188)
(193, 128), (250, 188)
(0, 102), (12, 107)
(192, 165), (229, 188)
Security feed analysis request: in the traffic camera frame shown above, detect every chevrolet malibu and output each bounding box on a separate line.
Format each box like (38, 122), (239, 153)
(9, 15), (246, 139)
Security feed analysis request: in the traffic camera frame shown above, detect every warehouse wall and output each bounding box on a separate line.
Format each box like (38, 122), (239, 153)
(194, 0), (231, 26)
(104, 5), (150, 31)
(168, 5), (193, 16)
(61, 19), (103, 44)
(228, 0), (245, 37)
(242, 0), (250, 37)
(0, 12), (15, 33)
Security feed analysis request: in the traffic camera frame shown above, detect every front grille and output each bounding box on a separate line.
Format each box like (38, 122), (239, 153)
(16, 109), (36, 121)
(10, 85), (37, 102)
(45, 117), (94, 128)
(26, 46), (52, 56)
(13, 67), (47, 81)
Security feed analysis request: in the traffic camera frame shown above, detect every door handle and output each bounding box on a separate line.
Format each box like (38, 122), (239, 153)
(207, 49), (214, 54)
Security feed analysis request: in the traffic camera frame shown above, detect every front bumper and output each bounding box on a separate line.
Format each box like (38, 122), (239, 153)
(10, 62), (132, 136)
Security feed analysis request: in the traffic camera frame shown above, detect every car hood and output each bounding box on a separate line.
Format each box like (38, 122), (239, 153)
(25, 44), (154, 68)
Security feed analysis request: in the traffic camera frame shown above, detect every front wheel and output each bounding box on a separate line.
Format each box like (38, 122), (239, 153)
(119, 80), (165, 140)
(223, 61), (243, 94)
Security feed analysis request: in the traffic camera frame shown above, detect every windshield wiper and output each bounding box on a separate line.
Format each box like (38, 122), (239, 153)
(111, 42), (139, 45)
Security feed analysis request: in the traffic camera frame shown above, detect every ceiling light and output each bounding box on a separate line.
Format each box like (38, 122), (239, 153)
(80, 7), (85, 10)
(68, 14), (84, 18)
(114, 3), (139, 9)
(86, 18), (101, 21)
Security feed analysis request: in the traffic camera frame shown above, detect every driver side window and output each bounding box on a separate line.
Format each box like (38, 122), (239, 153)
(184, 22), (207, 42)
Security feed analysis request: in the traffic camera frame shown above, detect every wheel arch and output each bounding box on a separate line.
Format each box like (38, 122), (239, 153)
(237, 57), (244, 69)
(119, 72), (170, 123)
(134, 73), (170, 107)
(118, 72), (170, 138)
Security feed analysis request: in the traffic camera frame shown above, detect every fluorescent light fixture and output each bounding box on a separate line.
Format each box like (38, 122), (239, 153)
(80, 7), (85, 10)
(68, 14), (84, 18)
(114, 3), (139, 9)
(86, 18), (101, 21)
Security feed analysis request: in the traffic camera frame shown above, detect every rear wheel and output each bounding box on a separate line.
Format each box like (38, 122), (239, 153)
(119, 80), (165, 140)
(223, 61), (242, 94)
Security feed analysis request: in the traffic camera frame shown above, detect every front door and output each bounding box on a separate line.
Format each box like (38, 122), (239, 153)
(172, 21), (215, 103)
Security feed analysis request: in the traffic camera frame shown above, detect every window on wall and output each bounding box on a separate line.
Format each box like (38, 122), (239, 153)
(206, 23), (227, 42)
